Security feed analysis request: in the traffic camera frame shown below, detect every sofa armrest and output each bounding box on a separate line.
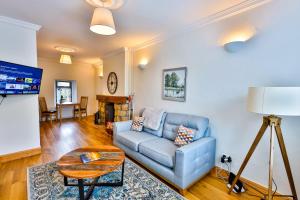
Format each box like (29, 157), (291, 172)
(175, 137), (216, 179)
(113, 120), (132, 136)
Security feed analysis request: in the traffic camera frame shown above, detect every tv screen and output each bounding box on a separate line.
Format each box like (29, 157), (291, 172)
(0, 60), (43, 95)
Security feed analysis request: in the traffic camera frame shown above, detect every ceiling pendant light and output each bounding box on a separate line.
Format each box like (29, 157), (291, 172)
(55, 46), (75, 64)
(60, 54), (72, 64)
(86, 0), (125, 35)
(90, 7), (116, 35)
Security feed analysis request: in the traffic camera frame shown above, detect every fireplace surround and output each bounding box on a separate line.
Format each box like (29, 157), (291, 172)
(96, 95), (131, 125)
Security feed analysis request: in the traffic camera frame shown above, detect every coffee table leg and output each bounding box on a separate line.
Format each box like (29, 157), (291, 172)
(63, 162), (125, 200)
(78, 179), (85, 200)
(85, 177), (100, 200)
(64, 176), (68, 186)
(92, 161), (125, 187)
(64, 176), (99, 200)
(120, 161), (125, 185)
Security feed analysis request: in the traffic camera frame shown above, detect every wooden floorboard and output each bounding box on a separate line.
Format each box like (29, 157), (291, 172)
(0, 116), (267, 200)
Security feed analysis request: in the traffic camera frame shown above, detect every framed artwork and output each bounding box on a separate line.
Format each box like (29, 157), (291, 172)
(162, 67), (187, 102)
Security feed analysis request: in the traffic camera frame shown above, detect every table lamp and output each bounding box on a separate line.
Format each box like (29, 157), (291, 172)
(228, 87), (299, 200)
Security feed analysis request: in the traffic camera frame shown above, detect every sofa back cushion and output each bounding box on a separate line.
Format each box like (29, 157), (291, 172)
(139, 108), (167, 137)
(163, 113), (209, 141)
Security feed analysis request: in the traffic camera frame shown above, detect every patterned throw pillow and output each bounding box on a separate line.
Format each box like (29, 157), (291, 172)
(131, 116), (145, 132)
(174, 125), (195, 147)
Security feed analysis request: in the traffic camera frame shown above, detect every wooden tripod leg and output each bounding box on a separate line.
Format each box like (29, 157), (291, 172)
(275, 125), (298, 200)
(228, 118), (269, 194)
(267, 124), (275, 200)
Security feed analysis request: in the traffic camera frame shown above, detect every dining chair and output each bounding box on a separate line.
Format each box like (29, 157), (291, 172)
(39, 97), (57, 124)
(74, 96), (88, 118)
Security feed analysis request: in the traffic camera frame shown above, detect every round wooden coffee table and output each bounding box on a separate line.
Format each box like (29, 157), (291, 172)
(57, 146), (125, 200)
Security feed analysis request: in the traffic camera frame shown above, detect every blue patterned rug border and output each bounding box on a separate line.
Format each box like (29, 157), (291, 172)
(122, 158), (184, 196)
(27, 157), (186, 200)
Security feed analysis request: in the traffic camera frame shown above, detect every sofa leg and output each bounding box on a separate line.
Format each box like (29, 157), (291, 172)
(179, 189), (187, 196)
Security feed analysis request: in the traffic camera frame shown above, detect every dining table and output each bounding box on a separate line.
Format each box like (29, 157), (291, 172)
(56, 102), (80, 125)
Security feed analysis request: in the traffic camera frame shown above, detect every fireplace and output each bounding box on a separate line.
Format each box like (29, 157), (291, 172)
(105, 103), (115, 123)
(96, 95), (132, 133)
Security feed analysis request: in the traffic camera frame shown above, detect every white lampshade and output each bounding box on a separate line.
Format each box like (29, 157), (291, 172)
(60, 54), (72, 64)
(90, 7), (116, 35)
(248, 87), (300, 116)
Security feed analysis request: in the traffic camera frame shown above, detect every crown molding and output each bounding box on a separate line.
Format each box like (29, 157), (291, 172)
(0, 16), (41, 31)
(102, 47), (127, 59)
(132, 0), (271, 51)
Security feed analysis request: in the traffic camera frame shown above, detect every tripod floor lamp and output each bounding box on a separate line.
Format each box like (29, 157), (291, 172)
(228, 87), (299, 200)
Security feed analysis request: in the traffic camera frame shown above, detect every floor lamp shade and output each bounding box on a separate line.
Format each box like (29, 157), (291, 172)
(90, 7), (116, 35)
(248, 87), (300, 116)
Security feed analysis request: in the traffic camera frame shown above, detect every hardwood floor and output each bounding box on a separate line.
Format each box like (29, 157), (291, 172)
(0, 117), (267, 200)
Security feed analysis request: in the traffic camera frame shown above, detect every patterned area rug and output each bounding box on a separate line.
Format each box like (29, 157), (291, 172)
(27, 158), (185, 200)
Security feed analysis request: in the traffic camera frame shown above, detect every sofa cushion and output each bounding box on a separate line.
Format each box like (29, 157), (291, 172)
(116, 131), (158, 152)
(139, 138), (178, 168)
(174, 125), (195, 147)
(131, 116), (145, 132)
(163, 113), (209, 141)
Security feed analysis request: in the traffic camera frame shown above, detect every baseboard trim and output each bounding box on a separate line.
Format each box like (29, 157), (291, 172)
(0, 147), (41, 163)
(210, 166), (281, 196)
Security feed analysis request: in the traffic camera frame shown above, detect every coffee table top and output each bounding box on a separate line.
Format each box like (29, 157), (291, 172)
(57, 146), (125, 179)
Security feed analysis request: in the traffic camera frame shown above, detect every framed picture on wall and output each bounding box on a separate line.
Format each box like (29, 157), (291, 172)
(162, 67), (187, 102)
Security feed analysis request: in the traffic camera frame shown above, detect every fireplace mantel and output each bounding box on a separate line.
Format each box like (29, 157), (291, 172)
(96, 95), (129, 104)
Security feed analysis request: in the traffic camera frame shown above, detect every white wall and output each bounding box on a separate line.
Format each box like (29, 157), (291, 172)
(38, 57), (97, 118)
(133, 0), (300, 194)
(0, 18), (40, 155)
(96, 51), (126, 96)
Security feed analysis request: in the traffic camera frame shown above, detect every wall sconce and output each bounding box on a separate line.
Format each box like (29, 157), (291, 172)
(138, 58), (148, 70)
(94, 61), (103, 78)
(224, 41), (247, 53)
(223, 27), (256, 53)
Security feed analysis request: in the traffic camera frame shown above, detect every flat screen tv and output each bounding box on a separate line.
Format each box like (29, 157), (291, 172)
(0, 60), (43, 95)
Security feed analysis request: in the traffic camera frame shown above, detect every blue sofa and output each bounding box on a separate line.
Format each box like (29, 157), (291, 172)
(113, 112), (216, 194)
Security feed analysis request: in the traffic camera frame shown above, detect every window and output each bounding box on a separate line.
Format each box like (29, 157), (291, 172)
(56, 81), (72, 103)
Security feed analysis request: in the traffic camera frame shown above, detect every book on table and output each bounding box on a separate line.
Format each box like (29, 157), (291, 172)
(80, 152), (101, 164)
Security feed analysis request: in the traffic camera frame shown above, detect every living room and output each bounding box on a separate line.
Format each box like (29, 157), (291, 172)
(0, 0), (299, 199)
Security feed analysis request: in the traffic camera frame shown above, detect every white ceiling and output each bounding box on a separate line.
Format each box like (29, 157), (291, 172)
(0, 0), (245, 64)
